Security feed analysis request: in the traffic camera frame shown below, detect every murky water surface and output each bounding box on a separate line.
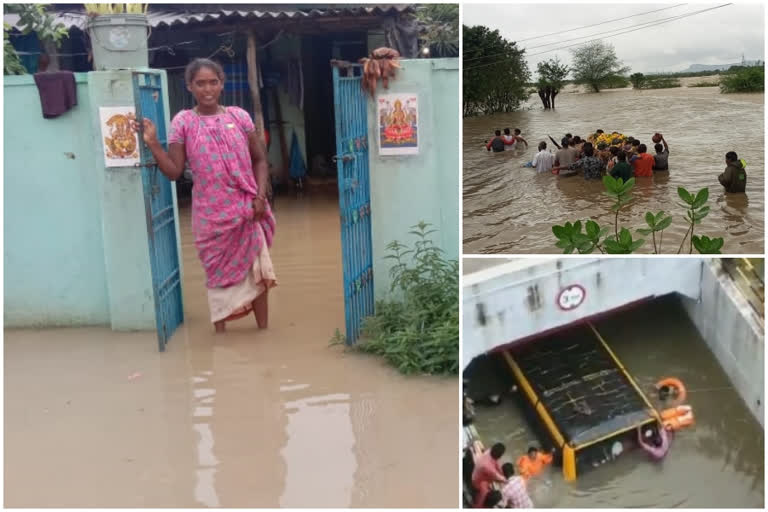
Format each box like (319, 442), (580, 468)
(463, 86), (764, 253)
(5, 193), (458, 507)
(470, 296), (764, 508)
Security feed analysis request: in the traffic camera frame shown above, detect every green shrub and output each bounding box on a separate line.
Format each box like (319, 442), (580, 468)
(601, 75), (630, 89)
(629, 73), (646, 89)
(632, 73), (680, 89)
(688, 81), (719, 88)
(644, 75), (680, 89)
(720, 66), (764, 93)
(357, 222), (458, 375)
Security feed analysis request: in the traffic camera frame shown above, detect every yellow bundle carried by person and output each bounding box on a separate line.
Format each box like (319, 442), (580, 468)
(592, 131), (627, 147)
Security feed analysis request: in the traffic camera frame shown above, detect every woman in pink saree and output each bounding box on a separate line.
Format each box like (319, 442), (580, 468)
(136, 59), (276, 333)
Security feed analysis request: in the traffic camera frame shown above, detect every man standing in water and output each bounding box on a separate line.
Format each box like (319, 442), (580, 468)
(501, 462), (534, 508)
(486, 130), (506, 152)
(637, 425), (671, 460)
(472, 442), (507, 508)
(532, 141), (555, 173)
(555, 137), (577, 169)
(718, 151), (747, 193)
(653, 134), (670, 171)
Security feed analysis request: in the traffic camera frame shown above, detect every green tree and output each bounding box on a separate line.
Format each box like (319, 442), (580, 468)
(415, 4), (458, 57)
(536, 57), (569, 109)
(4, 4), (68, 75)
(629, 72), (646, 89)
(463, 25), (530, 116)
(571, 41), (630, 93)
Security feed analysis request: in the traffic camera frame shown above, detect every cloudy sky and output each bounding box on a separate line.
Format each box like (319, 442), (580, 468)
(463, 3), (765, 75)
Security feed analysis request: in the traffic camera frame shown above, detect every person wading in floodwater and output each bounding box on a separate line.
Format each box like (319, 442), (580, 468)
(486, 130), (506, 152)
(719, 151), (747, 193)
(134, 58), (277, 334)
(637, 425), (672, 460)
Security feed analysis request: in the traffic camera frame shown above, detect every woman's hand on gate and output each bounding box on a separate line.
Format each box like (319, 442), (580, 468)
(132, 118), (159, 146)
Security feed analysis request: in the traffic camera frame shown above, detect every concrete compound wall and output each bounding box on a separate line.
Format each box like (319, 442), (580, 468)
(368, 58), (459, 298)
(4, 74), (111, 327)
(681, 260), (764, 426)
(4, 70), (179, 330)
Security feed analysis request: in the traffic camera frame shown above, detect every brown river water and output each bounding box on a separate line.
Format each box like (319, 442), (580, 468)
(5, 192), (458, 507)
(463, 86), (764, 254)
(467, 295), (764, 508)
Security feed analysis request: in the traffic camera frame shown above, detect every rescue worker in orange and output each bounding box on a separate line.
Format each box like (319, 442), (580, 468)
(517, 446), (555, 480)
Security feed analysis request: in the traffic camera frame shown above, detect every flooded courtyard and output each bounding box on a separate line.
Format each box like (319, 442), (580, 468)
(463, 85), (764, 254)
(467, 295), (764, 508)
(4, 192), (458, 507)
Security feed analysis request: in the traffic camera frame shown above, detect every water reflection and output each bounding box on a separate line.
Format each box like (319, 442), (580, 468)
(280, 392), (357, 507)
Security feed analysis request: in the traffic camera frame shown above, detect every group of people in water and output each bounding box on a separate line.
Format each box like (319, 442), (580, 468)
(485, 128), (747, 193)
(466, 441), (554, 508)
(463, 375), (695, 508)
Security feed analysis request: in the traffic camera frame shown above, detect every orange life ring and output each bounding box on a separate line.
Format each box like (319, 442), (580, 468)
(661, 405), (694, 431)
(656, 377), (687, 406)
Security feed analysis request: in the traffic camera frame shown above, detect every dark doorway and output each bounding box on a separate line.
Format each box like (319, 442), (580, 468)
(301, 33), (367, 178)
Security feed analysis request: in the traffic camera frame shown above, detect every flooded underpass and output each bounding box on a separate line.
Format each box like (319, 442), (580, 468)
(465, 295), (764, 508)
(463, 85), (764, 254)
(4, 191), (458, 508)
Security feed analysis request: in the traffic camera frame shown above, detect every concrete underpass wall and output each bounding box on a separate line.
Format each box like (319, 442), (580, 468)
(462, 258), (704, 370)
(681, 261), (764, 427)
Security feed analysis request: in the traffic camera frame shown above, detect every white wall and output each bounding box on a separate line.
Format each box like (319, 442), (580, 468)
(682, 260), (764, 426)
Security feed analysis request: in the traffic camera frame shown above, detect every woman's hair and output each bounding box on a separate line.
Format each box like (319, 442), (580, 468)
(617, 150), (627, 162)
(185, 58), (226, 84)
(583, 145), (595, 157)
(610, 146), (620, 156)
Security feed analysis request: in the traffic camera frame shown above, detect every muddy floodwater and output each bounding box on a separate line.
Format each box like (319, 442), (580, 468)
(5, 192), (458, 508)
(470, 296), (764, 508)
(463, 86), (764, 254)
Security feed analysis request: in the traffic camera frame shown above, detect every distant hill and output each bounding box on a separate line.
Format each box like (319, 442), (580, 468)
(685, 61), (760, 72)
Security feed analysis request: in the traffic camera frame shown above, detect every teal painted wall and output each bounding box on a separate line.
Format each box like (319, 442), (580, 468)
(88, 70), (179, 331)
(4, 70), (180, 331)
(367, 59), (460, 298)
(4, 74), (111, 326)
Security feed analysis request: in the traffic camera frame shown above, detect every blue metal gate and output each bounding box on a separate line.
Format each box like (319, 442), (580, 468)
(332, 64), (374, 344)
(133, 71), (184, 351)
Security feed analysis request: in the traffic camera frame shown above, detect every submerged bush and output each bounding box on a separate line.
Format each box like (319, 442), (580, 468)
(688, 80), (719, 88)
(720, 66), (764, 93)
(357, 222), (458, 375)
(631, 73), (680, 89)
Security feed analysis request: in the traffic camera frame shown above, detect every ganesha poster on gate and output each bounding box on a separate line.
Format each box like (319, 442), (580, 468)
(377, 93), (418, 155)
(99, 106), (140, 167)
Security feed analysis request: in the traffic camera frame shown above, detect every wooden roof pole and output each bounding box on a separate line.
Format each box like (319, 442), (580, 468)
(246, 31), (266, 147)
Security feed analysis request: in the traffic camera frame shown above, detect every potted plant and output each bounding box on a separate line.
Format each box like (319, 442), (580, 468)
(85, 3), (149, 70)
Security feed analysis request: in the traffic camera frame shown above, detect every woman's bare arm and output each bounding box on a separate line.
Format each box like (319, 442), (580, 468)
(147, 141), (186, 181)
(247, 131), (269, 197)
(135, 118), (186, 181)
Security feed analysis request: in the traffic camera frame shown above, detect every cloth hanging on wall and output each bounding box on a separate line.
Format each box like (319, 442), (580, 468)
(285, 59), (304, 110)
(288, 130), (307, 180)
(33, 71), (77, 118)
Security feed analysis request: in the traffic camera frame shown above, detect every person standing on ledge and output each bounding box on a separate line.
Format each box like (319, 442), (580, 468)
(718, 151), (747, 193)
(134, 58), (277, 334)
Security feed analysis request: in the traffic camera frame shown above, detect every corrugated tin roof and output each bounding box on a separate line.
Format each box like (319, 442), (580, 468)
(5, 5), (412, 31)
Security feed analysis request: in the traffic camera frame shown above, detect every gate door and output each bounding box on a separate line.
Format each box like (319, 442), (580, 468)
(133, 71), (184, 351)
(332, 64), (374, 344)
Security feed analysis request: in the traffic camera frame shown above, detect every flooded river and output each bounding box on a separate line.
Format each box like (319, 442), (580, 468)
(463, 86), (764, 254)
(5, 192), (458, 507)
(468, 295), (764, 508)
